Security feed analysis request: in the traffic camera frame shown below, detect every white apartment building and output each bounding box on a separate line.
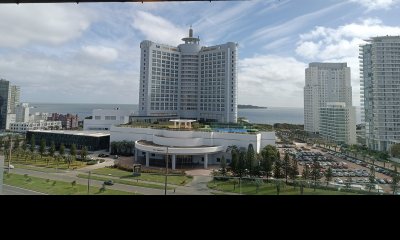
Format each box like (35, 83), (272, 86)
(10, 120), (62, 133)
(83, 108), (133, 130)
(304, 62), (353, 133)
(16, 103), (30, 123)
(319, 102), (356, 145)
(9, 85), (20, 115)
(361, 36), (400, 151)
(138, 27), (238, 123)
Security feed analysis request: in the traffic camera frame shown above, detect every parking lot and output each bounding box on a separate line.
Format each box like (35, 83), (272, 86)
(280, 143), (395, 193)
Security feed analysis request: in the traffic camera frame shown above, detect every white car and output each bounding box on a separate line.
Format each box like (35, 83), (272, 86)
(335, 178), (344, 184)
(4, 164), (14, 169)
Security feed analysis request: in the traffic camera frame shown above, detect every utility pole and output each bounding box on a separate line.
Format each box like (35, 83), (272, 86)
(87, 171), (91, 195)
(0, 156), (4, 195)
(164, 147), (168, 195)
(8, 136), (12, 174)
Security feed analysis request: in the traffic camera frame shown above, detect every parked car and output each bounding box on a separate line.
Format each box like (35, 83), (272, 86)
(103, 180), (114, 186)
(4, 164), (14, 169)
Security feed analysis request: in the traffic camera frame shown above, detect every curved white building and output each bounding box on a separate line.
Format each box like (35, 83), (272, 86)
(110, 120), (275, 169)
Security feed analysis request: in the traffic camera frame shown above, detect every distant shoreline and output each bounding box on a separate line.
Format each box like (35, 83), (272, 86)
(238, 104), (267, 109)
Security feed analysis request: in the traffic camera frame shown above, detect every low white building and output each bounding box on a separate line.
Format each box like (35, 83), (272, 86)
(29, 112), (49, 122)
(10, 120), (62, 133)
(110, 120), (275, 170)
(5, 114), (16, 130)
(84, 108), (133, 131)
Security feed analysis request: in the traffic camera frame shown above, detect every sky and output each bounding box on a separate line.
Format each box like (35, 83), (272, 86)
(0, 0), (400, 107)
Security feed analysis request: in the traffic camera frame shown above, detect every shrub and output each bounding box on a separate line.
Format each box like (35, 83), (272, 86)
(99, 159), (105, 163)
(46, 179), (50, 183)
(52, 181), (56, 186)
(24, 174), (29, 178)
(86, 160), (97, 165)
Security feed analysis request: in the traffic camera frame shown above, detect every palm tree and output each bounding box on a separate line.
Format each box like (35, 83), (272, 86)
(48, 141), (56, 166)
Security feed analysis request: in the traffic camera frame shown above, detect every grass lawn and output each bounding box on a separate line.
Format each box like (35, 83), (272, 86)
(9, 154), (87, 170)
(3, 173), (137, 195)
(91, 167), (192, 186)
(13, 164), (62, 173)
(77, 174), (174, 190)
(207, 179), (358, 195)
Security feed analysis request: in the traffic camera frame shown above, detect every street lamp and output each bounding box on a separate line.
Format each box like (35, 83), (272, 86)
(164, 146), (169, 195)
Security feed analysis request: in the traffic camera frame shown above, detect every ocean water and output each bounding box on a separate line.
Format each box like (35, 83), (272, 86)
(29, 103), (362, 125)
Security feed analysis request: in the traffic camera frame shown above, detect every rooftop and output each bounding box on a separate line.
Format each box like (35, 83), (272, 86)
(28, 130), (110, 137)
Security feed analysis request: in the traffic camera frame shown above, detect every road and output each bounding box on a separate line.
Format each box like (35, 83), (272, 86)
(2, 184), (46, 195)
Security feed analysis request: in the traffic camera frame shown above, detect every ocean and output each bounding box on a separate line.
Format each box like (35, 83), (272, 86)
(29, 103), (362, 125)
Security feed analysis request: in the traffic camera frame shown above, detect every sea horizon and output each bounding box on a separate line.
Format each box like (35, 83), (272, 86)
(27, 102), (362, 125)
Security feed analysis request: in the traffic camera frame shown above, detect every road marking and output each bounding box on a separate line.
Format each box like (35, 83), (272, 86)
(3, 184), (47, 195)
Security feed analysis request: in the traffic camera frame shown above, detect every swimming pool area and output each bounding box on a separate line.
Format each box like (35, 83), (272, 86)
(213, 128), (248, 133)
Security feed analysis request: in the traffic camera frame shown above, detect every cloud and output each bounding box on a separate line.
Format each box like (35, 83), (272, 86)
(349, 0), (400, 11)
(0, 52), (137, 104)
(0, 4), (94, 48)
(296, 18), (400, 106)
(132, 11), (187, 46)
(239, 55), (307, 107)
(82, 45), (119, 62)
(245, 1), (348, 45)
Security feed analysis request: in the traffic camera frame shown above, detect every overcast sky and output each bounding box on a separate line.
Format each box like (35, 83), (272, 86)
(1, 0), (400, 107)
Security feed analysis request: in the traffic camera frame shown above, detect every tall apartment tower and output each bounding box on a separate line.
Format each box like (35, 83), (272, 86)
(138, 27), (238, 123)
(16, 103), (30, 123)
(361, 36), (400, 151)
(0, 79), (20, 129)
(10, 85), (20, 114)
(304, 63), (352, 133)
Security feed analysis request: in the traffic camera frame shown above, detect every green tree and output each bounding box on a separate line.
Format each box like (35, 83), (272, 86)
(368, 166), (376, 192)
(59, 143), (65, 157)
(13, 136), (20, 151)
(391, 166), (399, 195)
(310, 159), (321, 191)
(81, 146), (88, 161)
(30, 134), (35, 153)
(391, 143), (400, 158)
(238, 150), (247, 178)
(302, 164), (310, 180)
(325, 167), (333, 187)
(230, 148), (239, 175)
(39, 138), (46, 158)
(70, 144), (77, 159)
(220, 155), (227, 176)
(289, 159), (299, 181)
(283, 152), (290, 184)
(273, 159), (283, 179)
(246, 144), (256, 176)
(260, 145), (278, 181)
(48, 141), (56, 166)
(21, 140), (27, 154)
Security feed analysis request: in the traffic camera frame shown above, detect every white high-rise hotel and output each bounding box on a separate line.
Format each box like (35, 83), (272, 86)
(304, 63), (355, 144)
(361, 36), (400, 151)
(138, 28), (238, 123)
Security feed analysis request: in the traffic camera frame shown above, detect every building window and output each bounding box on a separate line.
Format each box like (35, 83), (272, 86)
(94, 116), (101, 120)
